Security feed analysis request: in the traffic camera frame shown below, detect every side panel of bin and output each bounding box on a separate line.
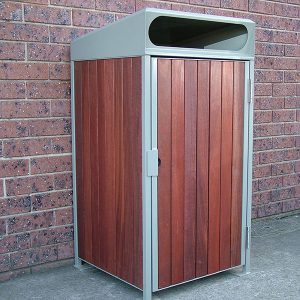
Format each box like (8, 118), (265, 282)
(74, 57), (143, 289)
(156, 58), (245, 289)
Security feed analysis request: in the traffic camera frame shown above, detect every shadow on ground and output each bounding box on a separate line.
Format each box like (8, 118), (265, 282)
(0, 214), (299, 300)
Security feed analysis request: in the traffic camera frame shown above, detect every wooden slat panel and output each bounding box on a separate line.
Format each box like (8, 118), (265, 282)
(89, 60), (99, 265)
(75, 61), (84, 259)
(82, 61), (92, 262)
(208, 61), (222, 274)
(231, 62), (245, 267)
(220, 61), (234, 270)
(75, 57), (142, 288)
(171, 59), (185, 284)
(196, 60), (210, 277)
(132, 57), (143, 287)
(157, 59), (172, 288)
(183, 60), (197, 281)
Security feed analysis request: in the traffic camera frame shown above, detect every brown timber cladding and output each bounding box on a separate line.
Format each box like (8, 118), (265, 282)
(74, 57), (143, 288)
(157, 59), (245, 288)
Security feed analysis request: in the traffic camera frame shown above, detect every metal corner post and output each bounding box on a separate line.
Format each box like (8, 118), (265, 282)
(142, 55), (153, 300)
(70, 61), (82, 268)
(243, 59), (254, 274)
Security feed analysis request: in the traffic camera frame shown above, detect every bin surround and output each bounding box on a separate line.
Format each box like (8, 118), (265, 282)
(71, 8), (255, 299)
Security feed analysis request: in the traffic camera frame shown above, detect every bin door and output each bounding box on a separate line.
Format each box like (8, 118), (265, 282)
(156, 58), (245, 289)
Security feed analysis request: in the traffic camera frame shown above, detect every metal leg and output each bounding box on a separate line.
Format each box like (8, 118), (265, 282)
(74, 257), (85, 270)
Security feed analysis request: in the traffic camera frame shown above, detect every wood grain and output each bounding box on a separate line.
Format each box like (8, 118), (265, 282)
(157, 59), (172, 288)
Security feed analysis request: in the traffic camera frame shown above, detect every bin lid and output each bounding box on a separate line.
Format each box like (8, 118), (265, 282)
(71, 8), (255, 61)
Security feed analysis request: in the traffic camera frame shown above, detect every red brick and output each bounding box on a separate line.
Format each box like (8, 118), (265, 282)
(24, 4), (71, 25)
(282, 174), (300, 187)
(285, 123), (300, 135)
(0, 159), (29, 177)
(51, 100), (71, 117)
(254, 83), (272, 96)
(0, 101), (50, 119)
(285, 45), (300, 57)
(221, 0), (247, 10)
(6, 175), (54, 196)
(253, 153), (260, 166)
(254, 97), (284, 110)
(49, 64), (70, 80)
(297, 110), (300, 121)
(54, 172), (72, 190)
(285, 97), (300, 108)
(0, 196), (31, 217)
(274, 57), (297, 70)
(272, 110), (296, 122)
(29, 118), (71, 137)
(51, 0), (95, 8)
(0, 23), (49, 43)
(296, 136), (300, 148)
(10, 245), (58, 269)
(31, 226), (73, 247)
(0, 81), (25, 99)
(254, 123), (284, 138)
(171, 4), (205, 13)
(256, 42), (284, 56)
(253, 165), (272, 179)
(257, 202), (282, 218)
(18, 0), (48, 3)
(0, 42), (25, 60)
(0, 120), (30, 139)
(272, 162), (295, 175)
(255, 56), (274, 69)
(284, 148), (300, 161)
(49, 27), (92, 44)
(3, 138), (53, 158)
(274, 2), (299, 17)
(270, 187), (296, 202)
(253, 138), (273, 151)
(255, 29), (273, 42)
(252, 207), (258, 219)
(72, 9), (114, 28)
(258, 177), (283, 191)
(273, 84), (297, 96)
(32, 190), (72, 211)
(254, 111), (272, 124)
(57, 241), (73, 260)
(27, 81), (70, 99)
(135, 0), (171, 10)
(273, 31), (298, 44)
(273, 136), (295, 149)
(0, 233), (31, 254)
(0, 1), (22, 21)
(282, 199), (300, 213)
(51, 136), (72, 154)
(255, 70), (283, 83)
(8, 211), (54, 234)
(189, 0), (220, 7)
(95, 0), (135, 13)
(31, 155), (72, 174)
(284, 71), (300, 83)
(0, 62), (48, 80)
(260, 150), (285, 164)
(252, 191), (271, 205)
(54, 207), (73, 226)
(295, 185), (300, 197)
(249, 0), (274, 14)
(0, 254), (10, 272)
(0, 219), (6, 235)
(28, 43), (70, 62)
(205, 7), (234, 16)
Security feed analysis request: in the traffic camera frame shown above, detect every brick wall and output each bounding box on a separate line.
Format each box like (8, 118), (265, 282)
(0, 0), (299, 280)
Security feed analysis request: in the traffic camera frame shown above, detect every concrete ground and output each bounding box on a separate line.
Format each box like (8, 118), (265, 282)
(0, 213), (299, 300)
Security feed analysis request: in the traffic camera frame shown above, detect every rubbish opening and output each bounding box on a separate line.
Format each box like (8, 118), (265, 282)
(149, 16), (248, 51)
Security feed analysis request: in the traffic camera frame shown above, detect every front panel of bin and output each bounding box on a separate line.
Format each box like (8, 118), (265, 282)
(156, 58), (245, 289)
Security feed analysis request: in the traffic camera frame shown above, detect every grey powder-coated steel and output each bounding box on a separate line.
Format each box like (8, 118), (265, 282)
(70, 8), (255, 300)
